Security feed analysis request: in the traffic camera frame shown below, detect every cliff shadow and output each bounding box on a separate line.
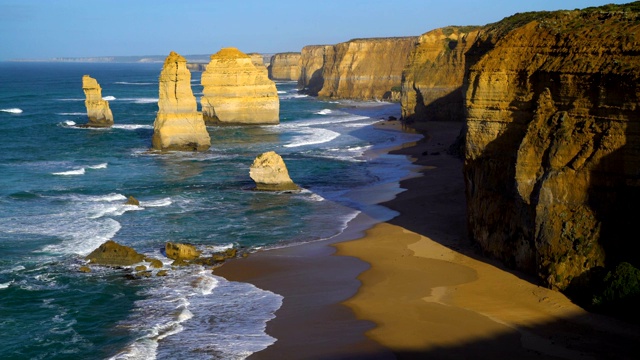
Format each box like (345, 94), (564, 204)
(407, 86), (466, 123)
(301, 69), (324, 96)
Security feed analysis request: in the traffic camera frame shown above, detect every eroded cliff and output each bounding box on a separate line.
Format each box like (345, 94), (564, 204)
(298, 45), (331, 94)
(268, 52), (301, 81)
(201, 47), (279, 125)
(401, 26), (481, 121)
(318, 37), (417, 100)
(463, 5), (640, 290)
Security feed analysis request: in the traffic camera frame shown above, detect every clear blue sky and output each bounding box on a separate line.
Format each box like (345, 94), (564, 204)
(0, 0), (631, 60)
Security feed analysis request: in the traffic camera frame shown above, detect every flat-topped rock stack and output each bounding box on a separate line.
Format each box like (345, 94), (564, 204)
(151, 51), (211, 151)
(201, 47), (279, 125)
(82, 75), (114, 127)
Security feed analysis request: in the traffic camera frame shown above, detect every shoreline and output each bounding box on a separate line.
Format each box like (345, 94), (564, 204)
(214, 118), (640, 359)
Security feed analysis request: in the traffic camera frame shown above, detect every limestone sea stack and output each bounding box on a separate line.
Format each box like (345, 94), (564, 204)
(249, 151), (299, 191)
(82, 75), (113, 127)
(201, 47), (279, 125)
(268, 52), (301, 81)
(152, 51), (210, 151)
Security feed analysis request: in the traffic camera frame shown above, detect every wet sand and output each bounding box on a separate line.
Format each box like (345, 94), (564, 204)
(215, 120), (640, 359)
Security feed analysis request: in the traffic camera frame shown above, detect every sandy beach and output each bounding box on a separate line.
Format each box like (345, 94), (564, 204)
(215, 119), (640, 359)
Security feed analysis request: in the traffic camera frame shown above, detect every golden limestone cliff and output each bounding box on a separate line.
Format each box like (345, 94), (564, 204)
(268, 52), (301, 81)
(318, 37), (417, 100)
(201, 47), (279, 125)
(152, 51), (211, 151)
(298, 45), (331, 94)
(82, 75), (113, 127)
(400, 26), (481, 121)
(463, 5), (640, 290)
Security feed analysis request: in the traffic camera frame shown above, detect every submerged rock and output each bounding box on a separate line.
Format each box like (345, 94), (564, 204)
(152, 51), (211, 151)
(82, 75), (114, 127)
(249, 151), (299, 191)
(85, 240), (145, 266)
(125, 195), (140, 206)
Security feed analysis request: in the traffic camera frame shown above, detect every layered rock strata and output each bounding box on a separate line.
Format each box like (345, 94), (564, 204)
(401, 26), (481, 121)
(268, 52), (301, 81)
(152, 51), (211, 151)
(298, 45), (332, 94)
(201, 47), (279, 125)
(82, 75), (113, 127)
(249, 151), (299, 191)
(318, 37), (417, 100)
(463, 6), (640, 290)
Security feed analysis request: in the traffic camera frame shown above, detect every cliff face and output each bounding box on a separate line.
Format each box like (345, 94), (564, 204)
(268, 52), (301, 81)
(82, 75), (113, 127)
(298, 45), (331, 94)
(200, 47), (279, 125)
(463, 7), (640, 290)
(318, 37), (417, 100)
(152, 51), (210, 151)
(401, 27), (480, 121)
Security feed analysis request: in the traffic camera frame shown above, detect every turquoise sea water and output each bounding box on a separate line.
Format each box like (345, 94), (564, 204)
(0, 62), (421, 359)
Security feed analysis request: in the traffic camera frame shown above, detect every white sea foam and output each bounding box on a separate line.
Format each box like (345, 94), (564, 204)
(57, 112), (86, 116)
(87, 163), (108, 169)
(0, 280), (13, 289)
(1, 108), (23, 114)
(102, 96), (116, 101)
(283, 128), (340, 148)
(61, 120), (77, 127)
(315, 109), (332, 115)
(279, 93), (308, 100)
(112, 124), (154, 130)
(0, 265), (25, 274)
(277, 90), (287, 94)
(115, 81), (154, 85)
(85, 193), (127, 202)
(140, 198), (172, 207)
(52, 168), (85, 176)
(118, 98), (158, 104)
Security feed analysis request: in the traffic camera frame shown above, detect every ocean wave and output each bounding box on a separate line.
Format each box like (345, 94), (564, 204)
(277, 90), (287, 94)
(52, 168), (85, 176)
(85, 193), (127, 202)
(57, 112), (86, 116)
(87, 163), (108, 169)
(60, 120), (77, 127)
(0, 280), (13, 289)
(102, 96), (116, 101)
(283, 128), (340, 148)
(279, 93), (308, 100)
(112, 124), (154, 130)
(114, 81), (154, 85)
(315, 109), (332, 115)
(140, 198), (172, 207)
(118, 98), (158, 104)
(1, 108), (23, 114)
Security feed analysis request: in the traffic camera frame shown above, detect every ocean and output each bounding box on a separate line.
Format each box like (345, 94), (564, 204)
(0, 62), (422, 359)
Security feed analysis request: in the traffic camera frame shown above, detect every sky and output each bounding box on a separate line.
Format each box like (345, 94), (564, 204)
(0, 0), (632, 60)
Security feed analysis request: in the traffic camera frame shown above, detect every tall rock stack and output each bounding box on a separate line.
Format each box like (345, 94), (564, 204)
(201, 47), (279, 125)
(152, 51), (210, 151)
(268, 52), (301, 81)
(463, 7), (640, 290)
(82, 75), (113, 127)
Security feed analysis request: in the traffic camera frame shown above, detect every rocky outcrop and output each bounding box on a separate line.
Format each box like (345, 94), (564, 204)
(151, 51), (211, 151)
(248, 53), (267, 69)
(82, 75), (113, 127)
(125, 196), (140, 206)
(85, 240), (146, 266)
(298, 45), (331, 94)
(268, 52), (301, 81)
(463, 5), (640, 290)
(200, 47), (279, 125)
(165, 242), (201, 261)
(249, 151), (299, 191)
(401, 26), (481, 121)
(186, 63), (207, 72)
(318, 37), (417, 100)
